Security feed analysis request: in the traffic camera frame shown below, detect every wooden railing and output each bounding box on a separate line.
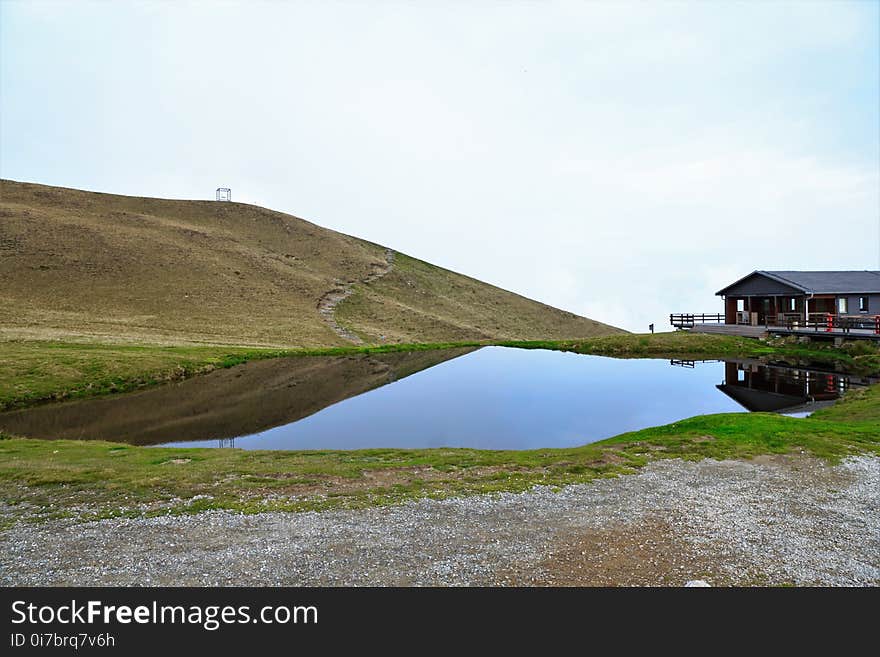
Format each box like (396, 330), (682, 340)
(670, 312), (880, 333)
(774, 312), (801, 326)
(669, 313), (724, 328)
(669, 359), (721, 368)
(783, 314), (880, 334)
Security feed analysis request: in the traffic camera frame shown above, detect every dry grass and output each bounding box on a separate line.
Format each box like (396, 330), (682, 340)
(0, 179), (623, 347)
(335, 253), (621, 342)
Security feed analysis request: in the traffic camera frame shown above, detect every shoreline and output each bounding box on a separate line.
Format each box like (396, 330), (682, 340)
(3, 331), (876, 412)
(1, 382), (877, 526)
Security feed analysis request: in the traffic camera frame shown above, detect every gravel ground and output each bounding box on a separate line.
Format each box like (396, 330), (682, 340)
(1, 455), (877, 586)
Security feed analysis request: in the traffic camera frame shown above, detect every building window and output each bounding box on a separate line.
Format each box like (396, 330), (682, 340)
(859, 296), (869, 313)
(837, 298), (848, 314)
(737, 299), (745, 312)
(789, 298), (796, 311)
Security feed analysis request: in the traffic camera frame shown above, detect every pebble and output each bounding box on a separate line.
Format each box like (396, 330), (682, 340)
(0, 455), (877, 586)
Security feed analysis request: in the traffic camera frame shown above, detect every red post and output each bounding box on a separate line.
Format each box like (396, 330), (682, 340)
(875, 315), (880, 335)
(826, 313), (833, 333)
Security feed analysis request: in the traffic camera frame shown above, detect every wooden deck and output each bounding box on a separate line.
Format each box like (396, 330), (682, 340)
(685, 323), (880, 341)
(687, 324), (768, 338)
(769, 326), (880, 341)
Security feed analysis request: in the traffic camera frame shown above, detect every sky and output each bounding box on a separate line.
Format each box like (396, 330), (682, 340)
(1, 0), (878, 332)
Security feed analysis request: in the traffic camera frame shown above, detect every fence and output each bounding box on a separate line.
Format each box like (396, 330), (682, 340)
(670, 312), (880, 334)
(669, 359), (721, 368)
(783, 314), (880, 334)
(669, 313), (724, 328)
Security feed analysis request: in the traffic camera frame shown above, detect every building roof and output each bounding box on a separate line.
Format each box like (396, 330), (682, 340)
(716, 270), (880, 296)
(715, 384), (823, 413)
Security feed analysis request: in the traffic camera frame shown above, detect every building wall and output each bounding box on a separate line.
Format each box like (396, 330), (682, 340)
(772, 296), (805, 316)
(725, 297), (737, 323)
(720, 273), (802, 297)
(718, 274), (880, 321)
(838, 294), (880, 315)
(723, 294), (804, 323)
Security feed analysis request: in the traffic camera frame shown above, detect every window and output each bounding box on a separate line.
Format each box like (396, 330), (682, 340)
(737, 299), (745, 312)
(859, 296), (869, 313)
(789, 298), (797, 311)
(837, 298), (848, 314)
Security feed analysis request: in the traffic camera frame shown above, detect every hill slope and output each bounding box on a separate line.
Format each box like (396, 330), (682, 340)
(0, 180), (624, 346)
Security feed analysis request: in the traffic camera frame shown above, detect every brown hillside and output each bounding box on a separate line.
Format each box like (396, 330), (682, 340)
(0, 180), (624, 346)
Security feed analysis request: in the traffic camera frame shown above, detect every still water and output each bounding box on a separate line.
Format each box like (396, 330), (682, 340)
(0, 346), (870, 450)
(192, 348), (743, 450)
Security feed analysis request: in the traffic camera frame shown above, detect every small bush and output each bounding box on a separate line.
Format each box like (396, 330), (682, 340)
(842, 341), (879, 357)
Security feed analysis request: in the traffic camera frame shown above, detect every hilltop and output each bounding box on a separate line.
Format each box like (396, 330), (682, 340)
(0, 180), (623, 346)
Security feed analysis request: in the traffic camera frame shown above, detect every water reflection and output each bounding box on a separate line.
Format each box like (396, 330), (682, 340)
(0, 347), (476, 447)
(715, 360), (873, 415)
(0, 347), (874, 450)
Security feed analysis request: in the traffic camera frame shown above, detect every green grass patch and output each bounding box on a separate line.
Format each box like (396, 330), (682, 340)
(498, 332), (876, 371)
(1, 381), (877, 526)
(1, 330), (877, 526)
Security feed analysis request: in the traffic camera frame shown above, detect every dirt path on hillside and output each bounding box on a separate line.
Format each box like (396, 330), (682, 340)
(2, 455), (876, 586)
(317, 248), (395, 343)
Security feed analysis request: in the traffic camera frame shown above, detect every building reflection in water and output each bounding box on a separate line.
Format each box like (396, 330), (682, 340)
(715, 360), (870, 415)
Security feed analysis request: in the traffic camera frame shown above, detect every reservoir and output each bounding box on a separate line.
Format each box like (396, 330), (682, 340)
(0, 346), (870, 450)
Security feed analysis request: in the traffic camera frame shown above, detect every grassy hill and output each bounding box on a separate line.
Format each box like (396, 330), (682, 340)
(0, 179), (623, 347)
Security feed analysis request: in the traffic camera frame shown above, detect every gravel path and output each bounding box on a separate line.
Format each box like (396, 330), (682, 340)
(1, 455), (877, 586)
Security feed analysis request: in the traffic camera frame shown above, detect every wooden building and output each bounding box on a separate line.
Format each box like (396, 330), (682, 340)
(716, 270), (880, 327)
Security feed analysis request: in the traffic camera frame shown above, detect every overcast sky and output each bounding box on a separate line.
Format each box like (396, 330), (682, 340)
(2, 1), (878, 332)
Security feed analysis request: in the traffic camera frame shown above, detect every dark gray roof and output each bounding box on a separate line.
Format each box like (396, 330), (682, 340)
(763, 271), (880, 294)
(717, 270), (880, 295)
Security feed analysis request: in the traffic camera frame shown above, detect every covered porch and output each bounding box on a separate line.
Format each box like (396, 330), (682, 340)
(722, 293), (836, 328)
